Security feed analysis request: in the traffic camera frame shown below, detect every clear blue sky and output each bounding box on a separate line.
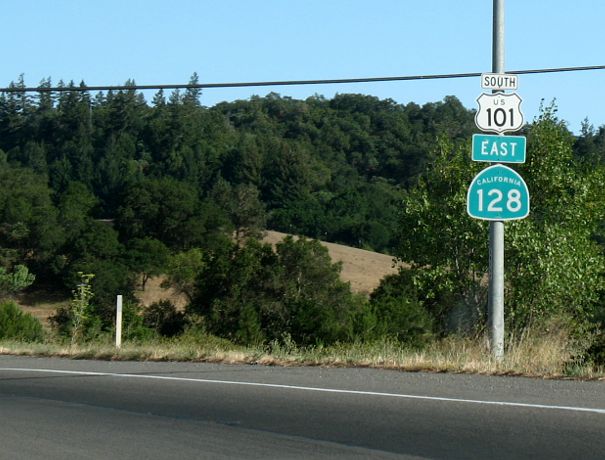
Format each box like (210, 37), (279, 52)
(2, 0), (604, 133)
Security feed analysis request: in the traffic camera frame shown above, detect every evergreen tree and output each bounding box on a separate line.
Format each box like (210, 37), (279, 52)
(183, 72), (202, 106)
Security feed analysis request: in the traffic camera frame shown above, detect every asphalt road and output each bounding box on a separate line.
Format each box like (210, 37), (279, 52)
(0, 356), (603, 459)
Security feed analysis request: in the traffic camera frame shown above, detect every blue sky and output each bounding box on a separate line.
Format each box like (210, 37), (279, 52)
(2, 0), (604, 132)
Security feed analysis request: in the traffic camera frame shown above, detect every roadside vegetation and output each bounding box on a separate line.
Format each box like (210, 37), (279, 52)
(0, 76), (605, 379)
(1, 327), (602, 379)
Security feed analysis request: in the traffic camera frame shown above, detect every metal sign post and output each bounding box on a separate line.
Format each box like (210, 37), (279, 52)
(489, 0), (506, 361)
(461, 0), (532, 360)
(478, 0), (505, 360)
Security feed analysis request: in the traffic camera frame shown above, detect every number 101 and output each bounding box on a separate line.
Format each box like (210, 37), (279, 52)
(486, 107), (515, 128)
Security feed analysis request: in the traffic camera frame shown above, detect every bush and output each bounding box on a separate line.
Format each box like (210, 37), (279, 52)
(0, 301), (45, 342)
(66, 259), (135, 326)
(120, 301), (156, 342)
(394, 109), (605, 345)
(587, 334), (605, 365)
(364, 296), (434, 348)
(143, 300), (186, 337)
(0, 265), (35, 298)
(188, 236), (365, 346)
(50, 304), (104, 343)
(50, 273), (103, 343)
(585, 305), (605, 365)
(365, 272), (434, 348)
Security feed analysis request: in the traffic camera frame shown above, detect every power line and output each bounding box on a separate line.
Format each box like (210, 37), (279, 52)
(1, 65), (604, 93)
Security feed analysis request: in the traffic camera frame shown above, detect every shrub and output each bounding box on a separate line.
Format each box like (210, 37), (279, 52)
(143, 300), (186, 337)
(364, 297), (433, 348)
(394, 108), (605, 346)
(0, 301), (45, 342)
(365, 273), (434, 348)
(120, 300), (156, 342)
(587, 334), (605, 365)
(585, 306), (605, 365)
(0, 265), (35, 298)
(66, 259), (135, 326)
(188, 236), (365, 346)
(50, 272), (103, 343)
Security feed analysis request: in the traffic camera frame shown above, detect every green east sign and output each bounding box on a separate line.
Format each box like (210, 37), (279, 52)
(472, 134), (526, 163)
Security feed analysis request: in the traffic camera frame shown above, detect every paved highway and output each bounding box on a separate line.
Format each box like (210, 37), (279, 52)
(0, 356), (603, 459)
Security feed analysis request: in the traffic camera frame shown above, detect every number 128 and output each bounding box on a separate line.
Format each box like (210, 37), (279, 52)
(476, 188), (522, 213)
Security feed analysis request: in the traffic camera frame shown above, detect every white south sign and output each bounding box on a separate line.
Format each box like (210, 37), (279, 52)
(475, 93), (524, 134)
(481, 73), (518, 91)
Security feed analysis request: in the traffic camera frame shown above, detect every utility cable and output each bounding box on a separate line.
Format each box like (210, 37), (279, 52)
(1, 65), (604, 93)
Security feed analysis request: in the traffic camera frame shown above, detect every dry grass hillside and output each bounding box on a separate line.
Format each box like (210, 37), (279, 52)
(17, 230), (401, 324)
(262, 231), (400, 295)
(138, 231), (400, 307)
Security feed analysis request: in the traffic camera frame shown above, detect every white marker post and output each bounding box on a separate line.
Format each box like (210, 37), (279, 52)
(116, 295), (123, 349)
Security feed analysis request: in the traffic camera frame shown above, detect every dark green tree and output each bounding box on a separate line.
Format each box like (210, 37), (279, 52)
(183, 72), (202, 106)
(125, 237), (170, 290)
(115, 177), (206, 249)
(188, 236), (363, 346)
(0, 163), (64, 270)
(210, 178), (266, 242)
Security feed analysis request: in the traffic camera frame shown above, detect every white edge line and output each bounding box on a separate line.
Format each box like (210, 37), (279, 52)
(1, 367), (604, 415)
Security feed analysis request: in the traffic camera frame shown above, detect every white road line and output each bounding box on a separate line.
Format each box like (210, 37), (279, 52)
(1, 367), (604, 415)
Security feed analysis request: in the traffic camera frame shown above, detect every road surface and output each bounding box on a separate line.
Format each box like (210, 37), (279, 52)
(0, 356), (603, 459)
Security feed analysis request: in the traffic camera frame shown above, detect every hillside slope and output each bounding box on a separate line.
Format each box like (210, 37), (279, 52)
(138, 231), (401, 308)
(19, 231), (401, 323)
(262, 231), (400, 295)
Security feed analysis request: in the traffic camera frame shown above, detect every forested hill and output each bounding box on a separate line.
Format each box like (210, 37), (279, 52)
(1, 77), (604, 306)
(0, 77), (476, 256)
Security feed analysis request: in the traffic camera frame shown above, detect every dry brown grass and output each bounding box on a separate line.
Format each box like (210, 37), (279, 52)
(14, 289), (66, 326)
(2, 333), (602, 380)
(262, 230), (401, 295)
(135, 276), (188, 309)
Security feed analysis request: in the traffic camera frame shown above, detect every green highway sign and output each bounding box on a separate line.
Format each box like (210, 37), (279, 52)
(472, 134), (526, 163)
(467, 164), (529, 221)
